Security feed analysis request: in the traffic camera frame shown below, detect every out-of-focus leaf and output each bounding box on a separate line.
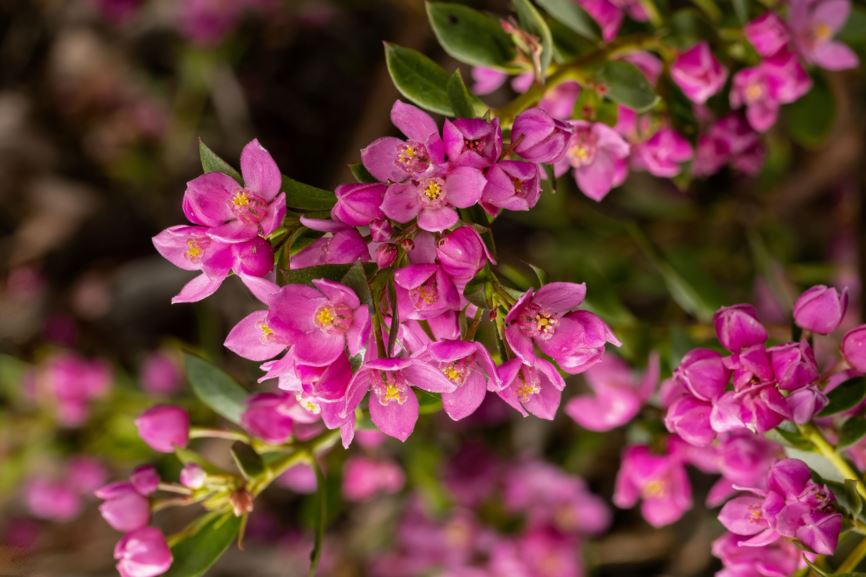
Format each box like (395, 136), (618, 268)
(548, 18), (596, 61)
(308, 459), (326, 577)
(282, 176), (336, 211)
(838, 5), (866, 46)
(163, 513), (242, 577)
(348, 163), (377, 183)
(231, 442), (265, 479)
(731, 0), (749, 23)
(839, 416), (866, 449)
(767, 424), (815, 450)
(281, 264), (353, 285)
(185, 355), (248, 425)
(447, 70), (486, 118)
(535, 0), (600, 40)
(598, 60), (658, 112)
(385, 44), (454, 116)
(513, 0), (554, 73)
(818, 377), (866, 416)
(668, 8), (716, 49)
(427, 2), (520, 71)
(782, 75), (835, 149)
(199, 140), (242, 182)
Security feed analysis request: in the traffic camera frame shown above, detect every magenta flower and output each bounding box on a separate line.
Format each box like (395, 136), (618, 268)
(505, 282), (620, 373)
(381, 166), (486, 232)
(114, 527), (173, 577)
(578, 0), (624, 41)
(633, 128), (694, 177)
(694, 114), (763, 177)
(25, 478), (82, 521)
(68, 457), (108, 494)
(622, 51), (663, 85)
(843, 325), (866, 372)
(289, 218), (370, 270)
(665, 393), (716, 446)
(331, 182), (387, 227)
(425, 339), (500, 421)
(134, 405), (189, 453)
(443, 118), (502, 168)
(266, 279), (369, 366)
(789, 0), (859, 70)
(768, 341), (819, 390)
(565, 353), (659, 431)
(152, 226), (276, 303)
(730, 51), (812, 132)
(241, 392), (295, 443)
(745, 12), (791, 57)
(496, 358), (566, 419)
(95, 482), (150, 533)
(675, 348), (731, 400)
(182, 139), (285, 243)
(394, 264), (461, 320)
(342, 358), (455, 441)
(342, 456), (405, 501)
(481, 161), (541, 213)
(712, 532), (801, 577)
(714, 304), (768, 352)
(558, 121), (630, 201)
(671, 42), (728, 104)
(793, 284), (848, 334)
(613, 444), (692, 527)
(511, 107), (571, 163)
(435, 226), (494, 284)
(138, 351), (181, 395)
(471, 66), (508, 95)
(361, 100), (444, 182)
(129, 466), (159, 496)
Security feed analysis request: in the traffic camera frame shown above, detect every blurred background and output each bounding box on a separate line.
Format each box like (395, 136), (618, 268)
(0, 0), (864, 575)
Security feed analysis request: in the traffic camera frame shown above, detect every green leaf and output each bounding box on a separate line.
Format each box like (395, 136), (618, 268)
(230, 442), (265, 479)
(426, 2), (519, 71)
(840, 417), (866, 449)
(339, 261), (372, 305)
(767, 424), (815, 451)
(348, 163), (377, 183)
(731, 0), (749, 24)
(818, 377), (866, 417)
(282, 264), (353, 286)
(839, 5), (866, 46)
(463, 268), (493, 308)
(598, 60), (659, 113)
(185, 355), (248, 425)
(513, 0), (554, 74)
(164, 513), (242, 577)
(535, 0), (599, 40)
(803, 556), (831, 577)
(282, 176), (336, 212)
(447, 70), (483, 118)
(782, 75), (835, 149)
(385, 44), (454, 116)
(199, 140), (242, 183)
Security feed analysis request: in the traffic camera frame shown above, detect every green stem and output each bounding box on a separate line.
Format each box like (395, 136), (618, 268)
(307, 456), (327, 577)
(838, 535), (866, 573)
(190, 427), (252, 443)
(799, 423), (866, 500)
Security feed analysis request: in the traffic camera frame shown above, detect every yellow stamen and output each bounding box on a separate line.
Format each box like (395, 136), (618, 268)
(423, 181), (443, 201)
(517, 381), (541, 403)
(315, 306), (336, 328)
(383, 383), (404, 403)
(442, 364), (464, 383)
(257, 321), (274, 340)
(643, 479), (666, 498)
(814, 22), (832, 41)
(232, 191), (250, 207)
(185, 240), (203, 261)
(745, 83), (763, 102)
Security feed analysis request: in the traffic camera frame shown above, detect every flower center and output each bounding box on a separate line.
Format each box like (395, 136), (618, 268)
(518, 304), (559, 340)
(229, 189), (268, 224)
(372, 370), (409, 406)
(396, 141), (431, 174)
(185, 238), (207, 263)
(409, 278), (440, 310)
(814, 22), (832, 42)
(567, 128), (598, 168)
(744, 82), (764, 103)
(295, 393), (321, 415)
(516, 369), (541, 403)
(642, 479), (666, 498)
(465, 138), (486, 154)
(313, 303), (352, 334)
(257, 321), (275, 342)
(440, 357), (472, 386)
(418, 177), (446, 208)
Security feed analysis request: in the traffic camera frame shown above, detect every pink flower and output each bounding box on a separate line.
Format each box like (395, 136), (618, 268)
(566, 353), (659, 431)
(135, 405), (189, 453)
(342, 456), (405, 501)
(138, 351), (181, 395)
(633, 128), (693, 177)
(505, 282), (620, 373)
(470, 67), (508, 95)
(745, 12), (791, 57)
(768, 341), (819, 390)
(842, 325), (866, 372)
(694, 114), (763, 177)
(179, 464), (206, 489)
(25, 478), (82, 521)
(714, 304), (768, 352)
(96, 482), (150, 533)
(671, 42), (728, 104)
(793, 284), (848, 334)
(331, 183), (387, 227)
(481, 161), (541, 213)
(241, 392), (295, 443)
(381, 166), (486, 232)
(394, 264), (461, 320)
(730, 51), (812, 132)
(496, 358), (566, 419)
(343, 358), (455, 441)
(289, 218), (370, 269)
(435, 227), (494, 284)
(114, 527), (173, 577)
(278, 463), (318, 493)
(613, 444), (692, 527)
(424, 339), (500, 421)
(558, 121), (630, 201)
(182, 139), (285, 243)
(577, 0), (624, 41)
(443, 118), (502, 168)
(361, 100), (444, 182)
(152, 227), (276, 303)
(511, 107), (572, 163)
(266, 280), (369, 366)
(68, 456), (108, 494)
(712, 532), (801, 577)
(675, 348), (731, 400)
(789, 0), (859, 70)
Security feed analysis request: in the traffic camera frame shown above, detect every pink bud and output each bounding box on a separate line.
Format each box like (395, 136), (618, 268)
(180, 464), (206, 489)
(130, 466), (160, 496)
(842, 325), (866, 373)
(511, 107), (572, 163)
(670, 42), (728, 104)
(768, 341), (819, 391)
(332, 183), (386, 227)
(114, 527), (172, 577)
(674, 348), (730, 401)
(375, 243), (398, 269)
(369, 218), (392, 242)
(793, 285), (848, 335)
(713, 304), (768, 352)
(135, 405), (189, 453)
(436, 226), (491, 281)
(232, 236), (274, 277)
(745, 12), (790, 57)
(96, 482), (151, 533)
